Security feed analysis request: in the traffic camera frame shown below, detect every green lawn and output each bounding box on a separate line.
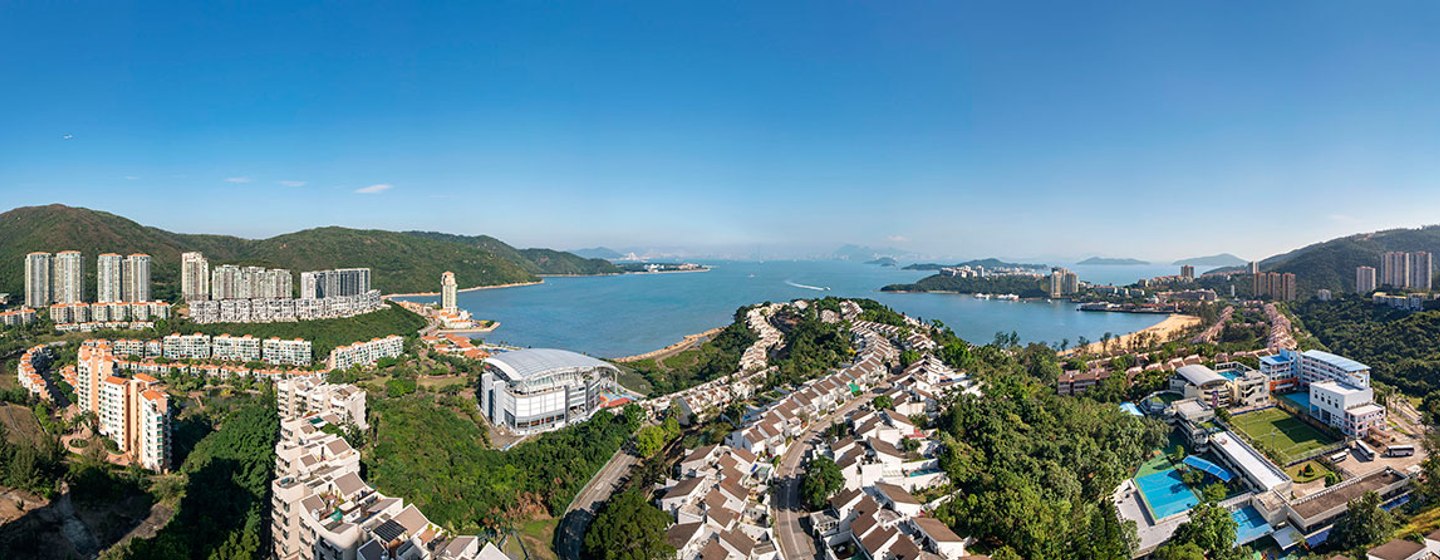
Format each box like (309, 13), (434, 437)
(1286, 460), (1333, 483)
(1230, 408), (1339, 463)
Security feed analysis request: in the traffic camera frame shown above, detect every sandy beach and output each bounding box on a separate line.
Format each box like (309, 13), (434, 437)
(614, 327), (724, 363)
(1062, 314), (1202, 356)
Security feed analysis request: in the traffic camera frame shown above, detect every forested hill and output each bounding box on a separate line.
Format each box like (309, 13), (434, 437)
(1256, 226), (1440, 294)
(0, 204), (612, 299)
(404, 231), (621, 276)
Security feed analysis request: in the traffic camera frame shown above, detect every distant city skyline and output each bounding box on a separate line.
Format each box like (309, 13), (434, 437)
(4, 2), (1440, 261)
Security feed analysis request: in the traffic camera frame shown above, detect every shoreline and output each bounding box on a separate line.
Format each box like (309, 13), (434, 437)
(612, 326), (725, 363)
(384, 280), (545, 299)
(539, 267), (712, 278)
(1061, 313), (1202, 357)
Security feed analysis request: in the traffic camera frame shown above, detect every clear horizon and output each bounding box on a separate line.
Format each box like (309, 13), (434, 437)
(3, 2), (1439, 261)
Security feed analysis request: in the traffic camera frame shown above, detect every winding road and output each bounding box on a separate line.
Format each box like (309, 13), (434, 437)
(556, 447), (640, 560)
(773, 390), (873, 560)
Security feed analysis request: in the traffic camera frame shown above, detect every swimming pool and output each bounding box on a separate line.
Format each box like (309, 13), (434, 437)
(1135, 468), (1200, 520)
(1280, 392), (1311, 410)
(1232, 505), (1273, 546)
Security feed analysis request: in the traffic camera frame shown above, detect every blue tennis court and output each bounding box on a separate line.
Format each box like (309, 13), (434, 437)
(1232, 505), (1273, 546)
(1136, 468), (1200, 520)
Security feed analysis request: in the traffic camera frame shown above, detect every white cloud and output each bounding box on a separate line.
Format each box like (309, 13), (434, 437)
(124, 175), (140, 180)
(355, 183), (393, 194)
(278, 180), (307, 187)
(886, 234), (909, 243)
(224, 176), (253, 184)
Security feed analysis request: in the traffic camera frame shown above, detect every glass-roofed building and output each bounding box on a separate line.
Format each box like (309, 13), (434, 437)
(479, 349), (621, 434)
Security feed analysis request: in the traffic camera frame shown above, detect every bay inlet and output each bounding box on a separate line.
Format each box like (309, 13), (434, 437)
(396, 260), (1171, 358)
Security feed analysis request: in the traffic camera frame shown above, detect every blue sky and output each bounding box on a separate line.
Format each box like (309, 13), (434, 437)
(2, 2), (1439, 261)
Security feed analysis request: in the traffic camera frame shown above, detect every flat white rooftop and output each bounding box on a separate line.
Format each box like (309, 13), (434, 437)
(1211, 431), (1289, 492)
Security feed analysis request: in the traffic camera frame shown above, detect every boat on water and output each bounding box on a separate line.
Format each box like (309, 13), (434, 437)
(974, 293), (992, 299)
(996, 294), (1020, 301)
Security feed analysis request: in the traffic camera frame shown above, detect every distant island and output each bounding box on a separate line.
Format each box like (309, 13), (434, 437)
(571, 246), (625, 260)
(881, 274), (1047, 298)
(903, 258), (1048, 271)
(1173, 253), (1247, 267)
(615, 262), (709, 274)
(866, 257), (899, 267)
(1077, 256), (1150, 265)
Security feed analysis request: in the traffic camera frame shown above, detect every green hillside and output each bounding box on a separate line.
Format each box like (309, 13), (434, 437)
(882, 273), (1048, 298)
(405, 231), (620, 275)
(1258, 226), (1440, 294)
(0, 204), (610, 299)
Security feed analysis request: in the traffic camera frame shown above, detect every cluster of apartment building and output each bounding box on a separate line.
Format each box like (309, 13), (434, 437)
(277, 375), (368, 430)
(76, 341), (172, 471)
(1047, 267), (1080, 298)
(301, 268), (372, 299)
(1372, 291), (1432, 312)
(48, 300), (173, 331)
(938, 265), (1042, 278)
(62, 345), (309, 383)
(1252, 271), (1298, 301)
(1381, 251), (1433, 291)
(211, 264), (294, 300)
(24, 251), (169, 330)
(1354, 251), (1434, 295)
(0, 307), (37, 327)
(25, 251), (148, 308)
(177, 252), (383, 323)
(130, 333), (316, 366)
(16, 345), (56, 401)
(188, 289), (383, 324)
(271, 377), (504, 560)
(327, 335), (406, 371)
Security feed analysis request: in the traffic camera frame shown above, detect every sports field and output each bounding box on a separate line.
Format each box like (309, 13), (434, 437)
(1230, 407), (1338, 463)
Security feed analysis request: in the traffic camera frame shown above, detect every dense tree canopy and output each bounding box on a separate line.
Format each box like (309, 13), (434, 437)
(1162, 503), (1240, 560)
(800, 456), (844, 510)
(930, 343), (1165, 559)
(881, 274), (1047, 298)
(1293, 297), (1440, 395)
(582, 490), (674, 560)
(120, 401), (280, 559)
(365, 396), (639, 532)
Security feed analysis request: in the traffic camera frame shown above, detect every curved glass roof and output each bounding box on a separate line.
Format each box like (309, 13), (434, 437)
(484, 348), (617, 381)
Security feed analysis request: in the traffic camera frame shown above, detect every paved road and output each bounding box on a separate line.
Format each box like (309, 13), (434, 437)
(556, 447), (640, 560)
(773, 392), (872, 560)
